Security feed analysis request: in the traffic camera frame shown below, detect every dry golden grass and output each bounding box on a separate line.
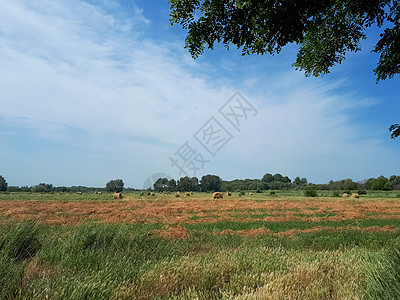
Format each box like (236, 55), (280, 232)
(1, 197), (400, 225)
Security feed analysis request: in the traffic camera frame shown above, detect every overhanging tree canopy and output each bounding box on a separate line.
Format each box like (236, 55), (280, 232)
(169, 0), (400, 138)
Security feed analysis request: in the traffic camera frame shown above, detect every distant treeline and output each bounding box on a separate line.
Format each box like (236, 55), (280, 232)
(1, 174), (399, 193)
(316, 176), (400, 191)
(4, 184), (137, 193)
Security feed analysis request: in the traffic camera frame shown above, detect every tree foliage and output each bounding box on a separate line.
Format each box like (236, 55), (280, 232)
(169, 0), (399, 81)
(105, 179), (124, 193)
(0, 176), (7, 192)
(390, 124), (400, 139)
(177, 176), (199, 192)
(32, 183), (53, 193)
(153, 178), (169, 192)
(200, 174), (222, 192)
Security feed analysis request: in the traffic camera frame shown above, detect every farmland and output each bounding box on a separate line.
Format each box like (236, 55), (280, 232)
(1, 192), (400, 299)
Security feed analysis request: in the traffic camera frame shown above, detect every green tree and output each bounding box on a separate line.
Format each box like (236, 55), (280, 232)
(154, 178), (169, 192)
(272, 173), (291, 183)
(371, 176), (390, 190)
(105, 179), (124, 193)
(170, 0), (400, 135)
(177, 176), (199, 192)
(170, 0), (398, 80)
(0, 176), (8, 191)
(365, 178), (376, 190)
(293, 176), (308, 187)
(55, 186), (69, 193)
(389, 175), (400, 190)
(200, 174), (222, 192)
(342, 178), (358, 191)
(261, 173), (274, 183)
(167, 179), (177, 192)
(32, 183), (53, 193)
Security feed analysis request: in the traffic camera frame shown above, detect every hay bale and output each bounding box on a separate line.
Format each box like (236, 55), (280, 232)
(248, 192), (253, 196)
(175, 192), (180, 197)
(186, 192), (191, 196)
(351, 193), (359, 198)
(342, 193), (349, 198)
(190, 192), (193, 195)
(212, 192), (223, 199)
(76, 192), (82, 195)
(226, 192), (232, 196)
(113, 192), (122, 199)
(150, 192), (155, 196)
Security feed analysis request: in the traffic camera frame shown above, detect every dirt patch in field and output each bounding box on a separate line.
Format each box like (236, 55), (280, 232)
(1, 198), (400, 225)
(217, 225), (396, 237)
(219, 228), (272, 236)
(276, 225), (396, 236)
(153, 226), (190, 239)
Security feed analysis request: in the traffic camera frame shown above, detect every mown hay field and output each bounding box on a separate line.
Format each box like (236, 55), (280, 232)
(1, 192), (400, 299)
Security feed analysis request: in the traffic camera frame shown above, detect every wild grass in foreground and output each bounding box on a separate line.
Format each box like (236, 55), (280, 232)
(0, 220), (400, 299)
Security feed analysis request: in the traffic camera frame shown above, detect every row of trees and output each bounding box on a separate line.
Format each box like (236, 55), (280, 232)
(153, 175), (222, 193)
(154, 173), (400, 192)
(1, 174), (400, 193)
(314, 176), (400, 191)
(152, 173), (307, 193)
(222, 174), (308, 191)
(0, 178), (128, 193)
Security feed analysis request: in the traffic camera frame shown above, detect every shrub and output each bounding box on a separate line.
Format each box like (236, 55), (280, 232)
(304, 186), (318, 197)
(358, 190), (367, 195)
(332, 191), (340, 197)
(255, 188), (262, 193)
(270, 191), (276, 196)
(239, 191), (245, 196)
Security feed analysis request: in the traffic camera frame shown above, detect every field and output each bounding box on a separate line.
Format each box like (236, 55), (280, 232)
(1, 192), (400, 299)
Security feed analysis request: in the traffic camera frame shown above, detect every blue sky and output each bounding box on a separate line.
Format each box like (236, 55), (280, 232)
(0, 0), (399, 188)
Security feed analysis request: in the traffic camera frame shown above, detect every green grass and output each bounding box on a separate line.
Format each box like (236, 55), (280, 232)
(0, 219), (399, 299)
(366, 246), (400, 299)
(0, 220), (399, 299)
(1, 190), (400, 299)
(1, 190), (400, 203)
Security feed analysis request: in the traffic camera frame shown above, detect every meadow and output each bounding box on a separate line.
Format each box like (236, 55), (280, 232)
(1, 191), (400, 299)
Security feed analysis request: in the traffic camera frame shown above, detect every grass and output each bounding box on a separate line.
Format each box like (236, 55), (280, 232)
(1, 194), (400, 299)
(1, 190), (400, 202)
(0, 221), (398, 299)
(366, 246), (400, 299)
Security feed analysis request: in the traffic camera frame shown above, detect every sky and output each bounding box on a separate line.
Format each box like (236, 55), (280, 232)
(0, 0), (399, 188)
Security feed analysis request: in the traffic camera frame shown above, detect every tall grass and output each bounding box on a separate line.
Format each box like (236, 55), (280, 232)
(0, 220), (41, 299)
(367, 246), (400, 299)
(0, 220), (398, 299)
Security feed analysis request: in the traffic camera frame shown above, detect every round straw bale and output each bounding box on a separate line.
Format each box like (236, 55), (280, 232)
(212, 192), (223, 199)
